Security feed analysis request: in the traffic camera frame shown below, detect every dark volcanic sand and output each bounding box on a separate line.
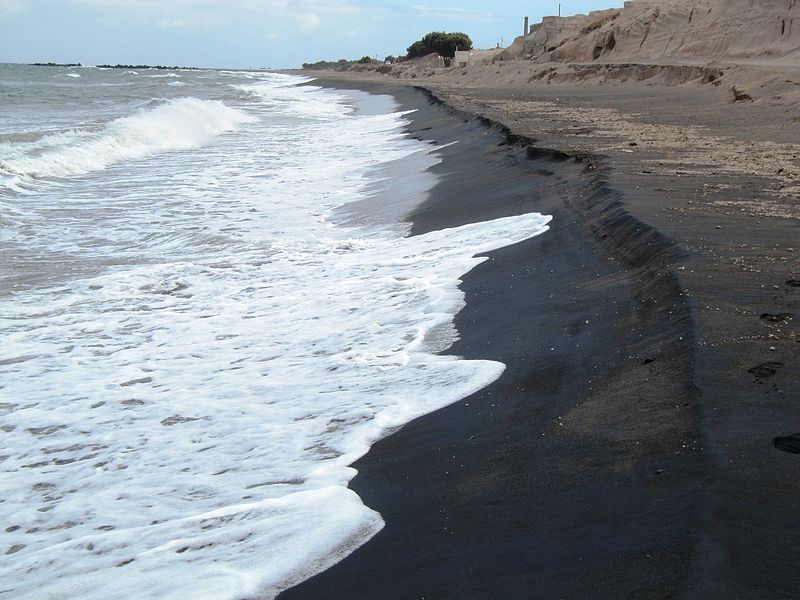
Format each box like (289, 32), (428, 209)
(278, 81), (800, 599)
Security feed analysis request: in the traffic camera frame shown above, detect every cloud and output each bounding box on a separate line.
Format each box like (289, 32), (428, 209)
(305, 0), (360, 16)
(71, 0), (347, 33)
(296, 12), (321, 31)
(0, 0), (27, 16)
(410, 4), (494, 20)
(157, 18), (188, 29)
(75, 0), (289, 11)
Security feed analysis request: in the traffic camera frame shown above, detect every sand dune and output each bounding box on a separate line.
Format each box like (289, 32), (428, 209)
(341, 2), (800, 106)
(509, 0), (800, 64)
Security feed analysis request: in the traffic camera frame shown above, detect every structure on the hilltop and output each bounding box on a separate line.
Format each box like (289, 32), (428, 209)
(454, 50), (471, 67)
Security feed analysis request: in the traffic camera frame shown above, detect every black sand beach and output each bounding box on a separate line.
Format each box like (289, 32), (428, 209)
(279, 81), (800, 599)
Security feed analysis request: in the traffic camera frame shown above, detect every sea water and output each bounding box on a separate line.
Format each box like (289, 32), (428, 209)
(0, 64), (551, 599)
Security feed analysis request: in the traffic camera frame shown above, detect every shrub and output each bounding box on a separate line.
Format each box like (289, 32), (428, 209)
(301, 58), (355, 70)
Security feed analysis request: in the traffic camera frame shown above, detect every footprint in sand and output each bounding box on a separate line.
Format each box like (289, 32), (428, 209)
(774, 434), (800, 454)
(748, 362), (784, 378)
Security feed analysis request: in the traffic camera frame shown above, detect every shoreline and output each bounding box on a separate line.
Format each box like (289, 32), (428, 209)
(278, 79), (729, 598)
(411, 76), (800, 596)
(281, 68), (800, 597)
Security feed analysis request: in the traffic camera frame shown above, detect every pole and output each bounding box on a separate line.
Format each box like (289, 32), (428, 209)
(559, 3), (561, 17)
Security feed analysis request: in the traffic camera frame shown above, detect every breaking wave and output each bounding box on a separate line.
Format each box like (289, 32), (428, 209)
(0, 98), (255, 181)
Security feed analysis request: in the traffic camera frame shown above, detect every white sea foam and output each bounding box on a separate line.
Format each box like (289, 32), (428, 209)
(0, 97), (255, 181)
(0, 70), (552, 599)
(235, 78), (348, 119)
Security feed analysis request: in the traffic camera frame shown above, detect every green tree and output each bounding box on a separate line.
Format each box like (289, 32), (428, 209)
(406, 32), (473, 59)
(406, 40), (428, 58)
(421, 32), (448, 54)
(442, 32), (472, 56)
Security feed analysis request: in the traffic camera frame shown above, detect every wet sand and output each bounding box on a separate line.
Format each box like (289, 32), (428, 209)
(279, 76), (800, 598)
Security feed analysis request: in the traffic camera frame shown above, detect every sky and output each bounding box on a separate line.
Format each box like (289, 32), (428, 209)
(0, 0), (624, 69)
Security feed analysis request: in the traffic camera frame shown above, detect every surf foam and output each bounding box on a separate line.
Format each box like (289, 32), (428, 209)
(0, 97), (255, 181)
(0, 70), (553, 599)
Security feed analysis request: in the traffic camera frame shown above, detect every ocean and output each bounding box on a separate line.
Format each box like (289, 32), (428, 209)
(0, 64), (551, 599)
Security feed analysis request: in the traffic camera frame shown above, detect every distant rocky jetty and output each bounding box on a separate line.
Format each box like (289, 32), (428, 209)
(30, 62), (200, 70)
(31, 62), (82, 67)
(96, 64), (199, 70)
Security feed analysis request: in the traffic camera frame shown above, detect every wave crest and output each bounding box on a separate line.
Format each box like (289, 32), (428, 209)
(0, 98), (256, 180)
